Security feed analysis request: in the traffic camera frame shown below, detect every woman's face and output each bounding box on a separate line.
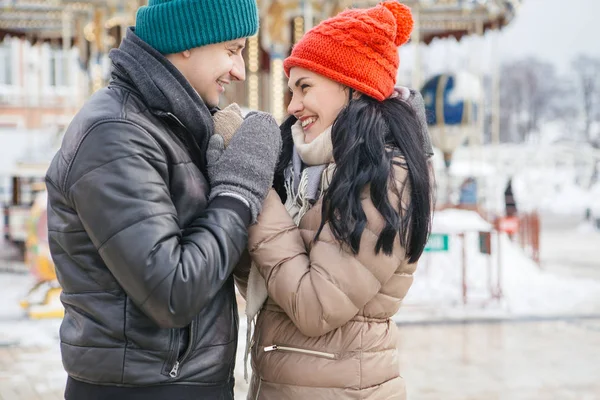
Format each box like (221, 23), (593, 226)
(287, 67), (348, 144)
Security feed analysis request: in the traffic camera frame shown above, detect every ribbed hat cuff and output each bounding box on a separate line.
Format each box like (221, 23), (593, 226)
(284, 56), (391, 101)
(136, 0), (258, 54)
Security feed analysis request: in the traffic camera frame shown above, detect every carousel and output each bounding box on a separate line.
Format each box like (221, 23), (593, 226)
(0, 0), (521, 318)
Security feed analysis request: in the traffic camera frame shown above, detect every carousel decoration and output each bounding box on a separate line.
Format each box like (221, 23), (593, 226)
(421, 71), (482, 201)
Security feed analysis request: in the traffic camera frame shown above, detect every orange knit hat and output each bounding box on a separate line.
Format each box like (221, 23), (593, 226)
(284, 1), (413, 101)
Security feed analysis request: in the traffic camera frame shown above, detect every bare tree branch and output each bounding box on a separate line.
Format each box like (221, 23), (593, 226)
(500, 57), (566, 142)
(572, 54), (600, 146)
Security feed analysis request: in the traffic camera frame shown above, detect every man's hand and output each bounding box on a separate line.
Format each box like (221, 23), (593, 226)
(212, 103), (244, 147)
(208, 112), (282, 222)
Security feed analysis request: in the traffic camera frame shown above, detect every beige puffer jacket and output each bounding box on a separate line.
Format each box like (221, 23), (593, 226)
(245, 162), (418, 400)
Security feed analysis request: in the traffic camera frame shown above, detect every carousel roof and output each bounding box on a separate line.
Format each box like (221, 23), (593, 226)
(0, 0), (521, 43)
(404, 0), (521, 43)
(0, 0), (141, 40)
(319, 0), (522, 44)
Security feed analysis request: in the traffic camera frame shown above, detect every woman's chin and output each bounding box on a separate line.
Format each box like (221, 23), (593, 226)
(304, 130), (321, 144)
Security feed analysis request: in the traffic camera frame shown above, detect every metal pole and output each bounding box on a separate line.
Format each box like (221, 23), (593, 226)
(461, 233), (467, 305)
(496, 227), (503, 299)
(491, 22), (502, 217)
(411, 4), (421, 90)
(247, 34), (260, 110)
(303, 0), (313, 32)
(491, 24), (501, 148)
(62, 10), (72, 107)
(476, 18), (485, 148)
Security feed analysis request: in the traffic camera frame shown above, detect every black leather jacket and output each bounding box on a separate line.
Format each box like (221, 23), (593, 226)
(46, 62), (248, 390)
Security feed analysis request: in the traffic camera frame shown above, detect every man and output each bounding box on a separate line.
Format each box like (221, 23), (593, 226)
(45, 0), (280, 398)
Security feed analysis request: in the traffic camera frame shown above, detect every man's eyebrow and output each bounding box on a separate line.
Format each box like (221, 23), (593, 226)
(228, 43), (246, 50)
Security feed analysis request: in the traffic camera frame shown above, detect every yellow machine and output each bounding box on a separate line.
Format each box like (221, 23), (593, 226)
(19, 187), (64, 319)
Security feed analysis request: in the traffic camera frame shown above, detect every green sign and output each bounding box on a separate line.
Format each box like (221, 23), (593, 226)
(479, 231), (492, 255)
(424, 233), (449, 252)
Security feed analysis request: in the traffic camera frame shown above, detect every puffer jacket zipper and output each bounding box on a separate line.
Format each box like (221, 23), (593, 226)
(169, 320), (195, 378)
(165, 112), (206, 174)
(164, 329), (180, 374)
(263, 344), (336, 359)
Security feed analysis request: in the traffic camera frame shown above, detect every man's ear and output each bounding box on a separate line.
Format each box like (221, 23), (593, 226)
(165, 50), (191, 66)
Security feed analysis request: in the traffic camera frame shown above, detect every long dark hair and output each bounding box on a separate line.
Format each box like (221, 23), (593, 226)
(274, 95), (432, 263)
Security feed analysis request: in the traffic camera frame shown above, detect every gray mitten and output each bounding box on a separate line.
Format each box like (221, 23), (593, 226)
(206, 133), (226, 168)
(407, 89), (434, 159)
(208, 112), (282, 222)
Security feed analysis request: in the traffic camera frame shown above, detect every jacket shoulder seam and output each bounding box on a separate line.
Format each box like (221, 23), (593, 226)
(62, 119), (166, 190)
(48, 228), (87, 234)
(67, 153), (167, 193)
(96, 210), (176, 251)
(45, 175), (63, 198)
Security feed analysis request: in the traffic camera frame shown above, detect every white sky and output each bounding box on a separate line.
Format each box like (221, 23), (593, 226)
(398, 0), (600, 80)
(498, 0), (600, 72)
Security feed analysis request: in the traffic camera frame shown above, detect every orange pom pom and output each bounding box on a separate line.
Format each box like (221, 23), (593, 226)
(381, 1), (414, 46)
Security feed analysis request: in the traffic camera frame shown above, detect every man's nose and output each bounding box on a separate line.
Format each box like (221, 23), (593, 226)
(231, 55), (246, 81)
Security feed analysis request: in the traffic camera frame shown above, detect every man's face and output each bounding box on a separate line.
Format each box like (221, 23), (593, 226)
(168, 38), (247, 108)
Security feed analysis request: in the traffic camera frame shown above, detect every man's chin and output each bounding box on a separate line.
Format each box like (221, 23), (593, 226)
(204, 97), (219, 109)
(194, 89), (218, 108)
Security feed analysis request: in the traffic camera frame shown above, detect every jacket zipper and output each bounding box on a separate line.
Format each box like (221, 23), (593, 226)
(166, 112), (185, 129)
(263, 345), (336, 359)
(164, 112), (206, 173)
(169, 320), (196, 378)
(165, 329), (180, 375)
(163, 111), (199, 379)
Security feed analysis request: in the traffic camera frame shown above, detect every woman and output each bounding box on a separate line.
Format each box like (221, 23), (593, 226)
(241, 2), (433, 399)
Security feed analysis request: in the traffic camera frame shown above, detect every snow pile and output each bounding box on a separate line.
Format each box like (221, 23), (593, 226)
(432, 208), (492, 233)
(397, 209), (600, 322)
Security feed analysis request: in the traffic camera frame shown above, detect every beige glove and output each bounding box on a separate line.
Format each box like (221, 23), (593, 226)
(212, 103), (244, 147)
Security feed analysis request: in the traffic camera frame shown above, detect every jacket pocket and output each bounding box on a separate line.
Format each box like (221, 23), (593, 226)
(168, 321), (195, 378)
(263, 344), (336, 359)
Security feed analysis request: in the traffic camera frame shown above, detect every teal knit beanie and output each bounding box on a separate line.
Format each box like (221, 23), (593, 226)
(136, 0), (259, 54)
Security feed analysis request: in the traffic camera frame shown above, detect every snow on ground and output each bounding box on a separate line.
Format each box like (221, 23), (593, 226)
(396, 209), (600, 323)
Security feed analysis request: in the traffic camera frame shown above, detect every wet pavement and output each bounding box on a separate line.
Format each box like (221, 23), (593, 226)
(398, 320), (600, 399)
(1, 310), (600, 399)
(540, 213), (600, 281)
